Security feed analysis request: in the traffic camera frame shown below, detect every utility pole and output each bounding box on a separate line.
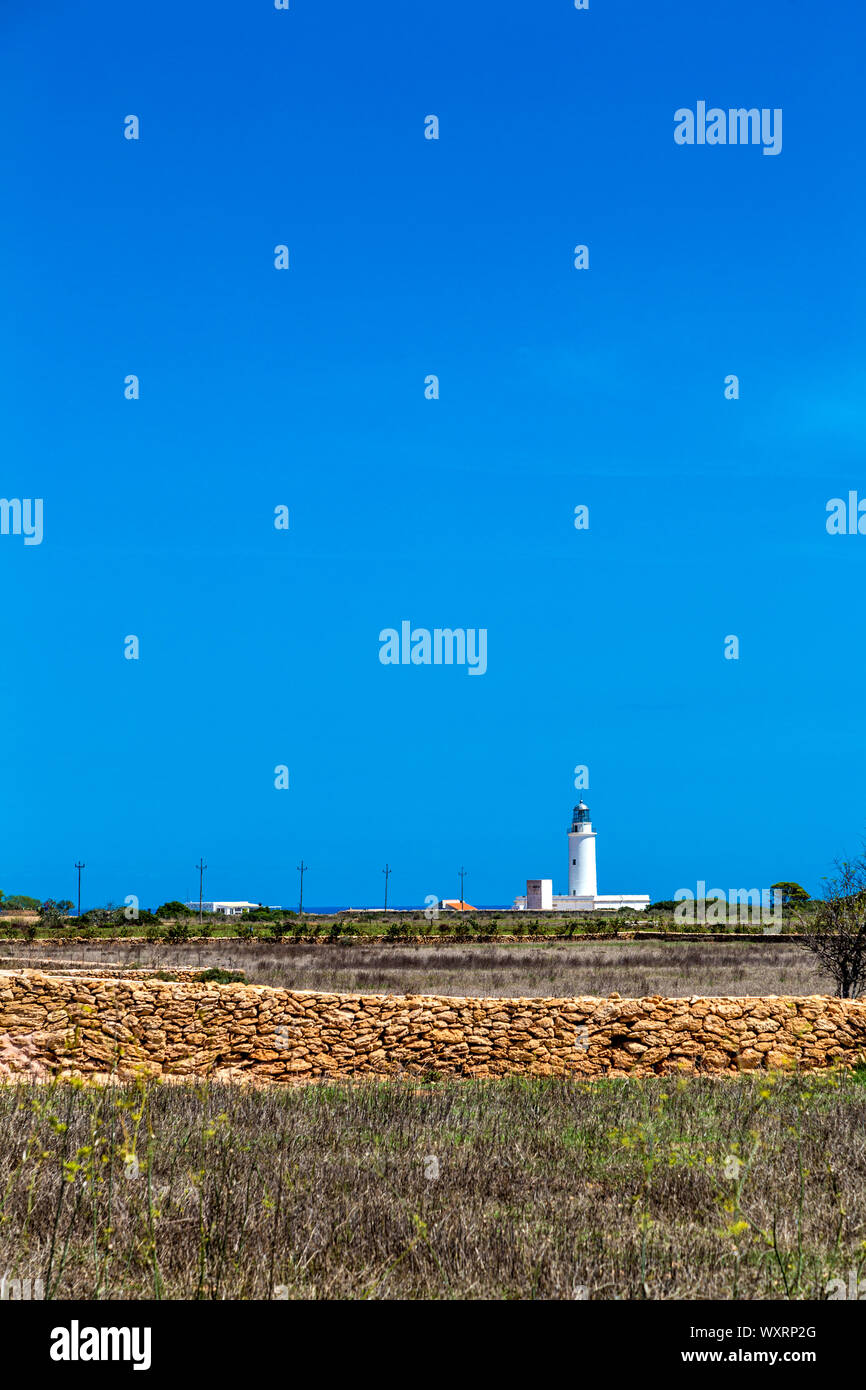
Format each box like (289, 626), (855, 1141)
(74, 861), (85, 918)
(297, 861), (308, 919)
(196, 858), (207, 924)
(382, 863), (391, 912)
(458, 866), (467, 915)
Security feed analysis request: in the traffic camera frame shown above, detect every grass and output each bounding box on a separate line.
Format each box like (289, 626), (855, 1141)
(0, 1071), (864, 1299)
(0, 908), (802, 946)
(0, 938), (835, 997)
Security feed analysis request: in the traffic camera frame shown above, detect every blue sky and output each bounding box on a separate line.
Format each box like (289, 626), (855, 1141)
(1, 0), (865, 910)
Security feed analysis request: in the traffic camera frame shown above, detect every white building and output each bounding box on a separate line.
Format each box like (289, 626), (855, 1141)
(183, 900), (262, 917)
(514, 801), (650, 913)
(526, 879), (553, 910)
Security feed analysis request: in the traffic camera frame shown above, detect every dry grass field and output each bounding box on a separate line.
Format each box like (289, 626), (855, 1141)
(0, 937), (834, 998)
(0, 1070), (863, 1300)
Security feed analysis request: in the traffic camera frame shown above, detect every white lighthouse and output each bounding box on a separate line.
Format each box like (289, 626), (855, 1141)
(568, 800), (597, 898)
(514, 798), (650, 913)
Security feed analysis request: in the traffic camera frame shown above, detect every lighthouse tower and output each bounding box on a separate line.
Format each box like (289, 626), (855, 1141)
(568, 800), (598, 899)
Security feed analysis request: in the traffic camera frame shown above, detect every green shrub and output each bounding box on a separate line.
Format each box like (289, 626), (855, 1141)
(165, 920), (191, 943)
(38, 900), (66, 930)
(197, 967), (246, 984)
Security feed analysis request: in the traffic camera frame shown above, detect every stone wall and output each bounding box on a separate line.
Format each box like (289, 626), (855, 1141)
(0, 970), (864, 1083)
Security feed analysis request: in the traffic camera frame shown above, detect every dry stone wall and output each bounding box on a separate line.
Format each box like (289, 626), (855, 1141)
(0, 970), (865, 1083)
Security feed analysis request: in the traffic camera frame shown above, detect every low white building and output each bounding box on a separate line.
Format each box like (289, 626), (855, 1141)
(515, 802), (650, 913)
(183, 900), (262, 917)
(526, 879), (553, 910)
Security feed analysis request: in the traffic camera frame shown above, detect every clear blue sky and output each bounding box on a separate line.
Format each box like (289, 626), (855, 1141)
(1, 1), (864, 911)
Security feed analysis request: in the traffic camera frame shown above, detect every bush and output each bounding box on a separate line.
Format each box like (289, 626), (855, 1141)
(234, 922), (256, 940)
(80, 908), (121, 930)
(18, 919), (38, 941)
(156, 901), (192, 920)
(39, 899), (67, 930)
(198, 968), (246, 984)
(165, 920), (191, 943)
(145, 923), (165, 942)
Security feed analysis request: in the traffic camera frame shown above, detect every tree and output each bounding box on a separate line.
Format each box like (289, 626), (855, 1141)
(165, 919), (191, 943)
(39, 900), (67, 929)
(770, 881), (810, 909)
(794, 857), (866, 998)
(156, 901), (192, 920)
(78, 907), (120, 929)
(2, 894), (41, 912)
